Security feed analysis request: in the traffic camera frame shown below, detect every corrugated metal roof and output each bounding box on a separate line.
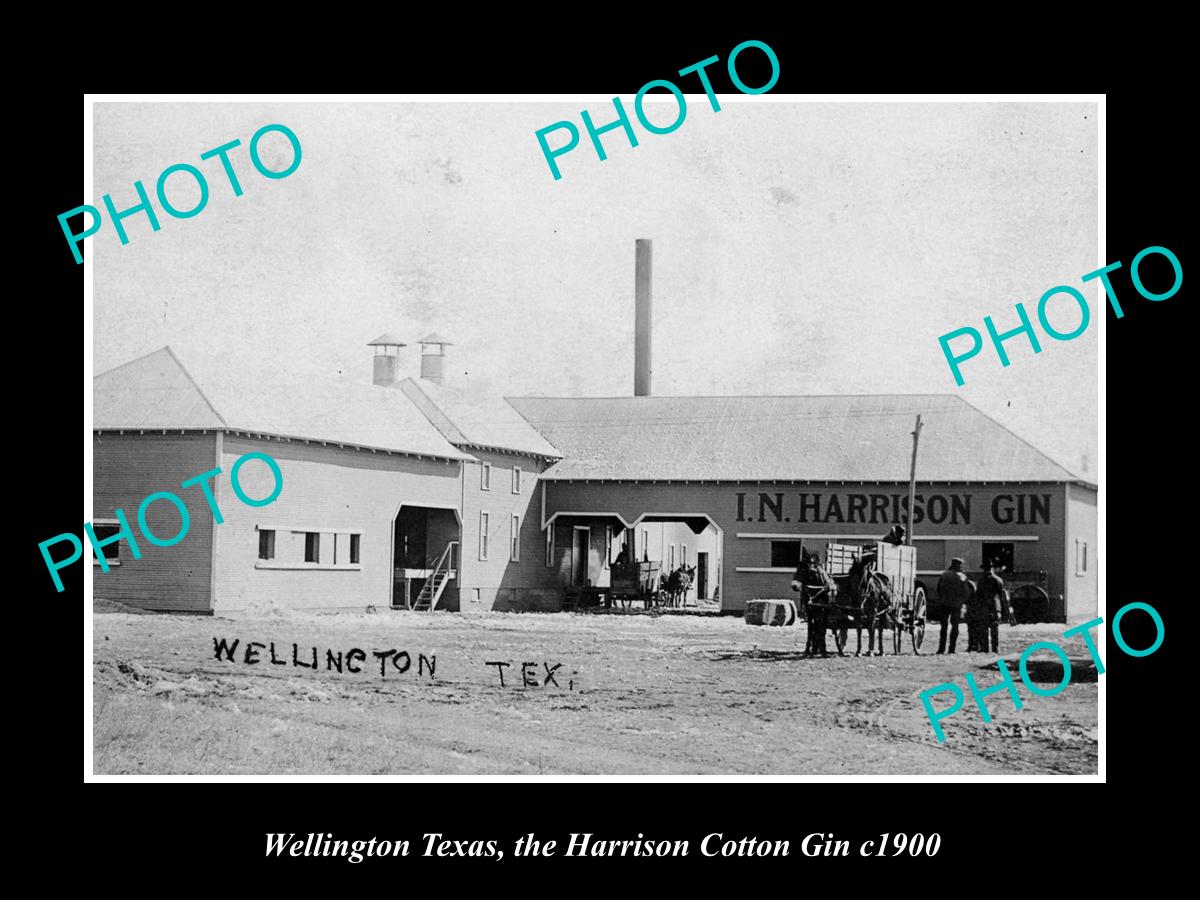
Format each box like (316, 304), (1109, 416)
(94, 347), (471, 461)
(400, 378), (561, 459)
(507, 394), (1087, 484)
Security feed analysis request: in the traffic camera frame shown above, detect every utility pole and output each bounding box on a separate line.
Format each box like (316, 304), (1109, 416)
(906, 415), (922, 547)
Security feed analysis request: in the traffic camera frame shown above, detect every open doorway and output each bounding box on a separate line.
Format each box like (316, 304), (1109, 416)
(697, 551), (710, 598)
(391, 504), (461, 610)
(629, 514), (723, 607)
(572, 526), (591, 586)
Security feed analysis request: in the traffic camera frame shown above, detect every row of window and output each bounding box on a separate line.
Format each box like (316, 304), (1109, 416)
(768, 539), (1021, 570)
(634, 529), (687, 568)
(765, 538), (1090, 578)
(480, 463), (522, 494)
(90, 521), (1092, 577)
(88, 523), (365, 568)
(539, 526), (689, 569)
(258, 529), (361, 567)
(478, 511), (520, 562)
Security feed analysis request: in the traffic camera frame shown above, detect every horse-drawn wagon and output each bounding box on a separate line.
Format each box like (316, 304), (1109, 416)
(608, 559), (662, 609)
(870, 541), (927, 653)
(792, 540), (927, 655)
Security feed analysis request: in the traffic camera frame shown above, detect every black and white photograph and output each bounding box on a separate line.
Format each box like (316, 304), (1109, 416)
(83, 95), (1100, 777)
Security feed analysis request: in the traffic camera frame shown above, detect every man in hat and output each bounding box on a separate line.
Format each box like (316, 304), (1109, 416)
(964, 561), (1003, 652)
(881, 523), (907, 546)
(974, 560), (1012, 653)
(614, 541), (631, 571)
(935, 558), (970, 654)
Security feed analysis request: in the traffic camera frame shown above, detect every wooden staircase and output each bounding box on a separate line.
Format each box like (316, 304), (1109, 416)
(411, 542), (458, 611)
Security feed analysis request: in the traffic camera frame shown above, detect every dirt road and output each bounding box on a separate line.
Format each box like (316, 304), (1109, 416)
(92, 607), (1097, 775)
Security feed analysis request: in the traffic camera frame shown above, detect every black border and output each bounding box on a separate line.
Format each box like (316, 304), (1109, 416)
(35, 28), (1183, 884)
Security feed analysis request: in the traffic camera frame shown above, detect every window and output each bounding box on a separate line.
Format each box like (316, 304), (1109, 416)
(1075, 539), (1087, 576)
(681, 543), (687, 566)
(669, 544), (675, 568)
(331, 532), (362, 566)
(545, 526), (554, 567)
(770, 540), (802, 569)
(512, 466), (522, 494)
(982, 541), (1014, 573)
(479, 511), (489, 560)
(604, 525), (613, 568)
(257, 527), (361, 569)
(642, 529), (649, 562)
(90, 521), (122, 566)
(511, 514), (520, 562)
(304, 532), (320, 563)
(481, 463), (491, 491)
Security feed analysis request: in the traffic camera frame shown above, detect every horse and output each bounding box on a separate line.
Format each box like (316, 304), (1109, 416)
(791, 547), (840, 656)
(845, 549), (895, 656)
(659, 564), (696, 608)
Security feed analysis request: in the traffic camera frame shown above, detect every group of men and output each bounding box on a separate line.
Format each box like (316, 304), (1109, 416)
(935, 557), (1014, 654)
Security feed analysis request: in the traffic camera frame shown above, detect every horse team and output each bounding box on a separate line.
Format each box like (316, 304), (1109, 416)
(656, 564), (696, 608)
(791, 545), (901, 657)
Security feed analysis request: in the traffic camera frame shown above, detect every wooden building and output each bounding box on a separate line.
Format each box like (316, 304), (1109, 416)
(93, 342), (1096, 622)
(509, 395), (1097, 623)
(93, 339), (560, 615)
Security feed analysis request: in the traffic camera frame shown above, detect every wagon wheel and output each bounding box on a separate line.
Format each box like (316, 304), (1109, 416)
(911, 586), (927, 655)
(1010, 585), (1049, 624)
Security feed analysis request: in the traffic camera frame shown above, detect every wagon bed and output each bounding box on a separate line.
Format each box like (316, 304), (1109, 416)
(824, 541), (927, 654)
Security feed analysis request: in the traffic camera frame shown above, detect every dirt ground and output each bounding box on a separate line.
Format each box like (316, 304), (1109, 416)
(92, 605), (1098, 775)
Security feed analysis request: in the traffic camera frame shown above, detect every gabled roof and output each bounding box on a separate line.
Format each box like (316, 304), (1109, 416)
(94, 347), (471, 461)
(507, 394), (1090, 485)
(418, 332), (453, 345)
(94, 346), (226, 430)
(400, 377), (561, 460)
(367, 333), (408, 347)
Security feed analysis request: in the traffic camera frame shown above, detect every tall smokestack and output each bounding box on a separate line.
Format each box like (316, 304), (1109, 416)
(635, 238), (652, 397)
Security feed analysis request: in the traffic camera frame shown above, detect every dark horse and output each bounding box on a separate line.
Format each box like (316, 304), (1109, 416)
(846, 549), (894, 656)
(658, 564), (696, 608)
(791, 548), (840, 656)
(792, 547), (894, 656)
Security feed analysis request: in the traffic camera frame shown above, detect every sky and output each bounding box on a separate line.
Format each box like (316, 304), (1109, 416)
(92, 100), (1097, 479)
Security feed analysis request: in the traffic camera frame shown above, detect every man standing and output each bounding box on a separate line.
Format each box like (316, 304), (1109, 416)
(975, 561), (1012, 653)
(935, 558), (970, 654)
(964, 561), (1003, 652)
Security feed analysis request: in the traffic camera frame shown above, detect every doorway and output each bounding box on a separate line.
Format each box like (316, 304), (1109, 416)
(391, 504), (461, 609)
(633, 514), (723, 607)
(572, 526), (591, 586)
